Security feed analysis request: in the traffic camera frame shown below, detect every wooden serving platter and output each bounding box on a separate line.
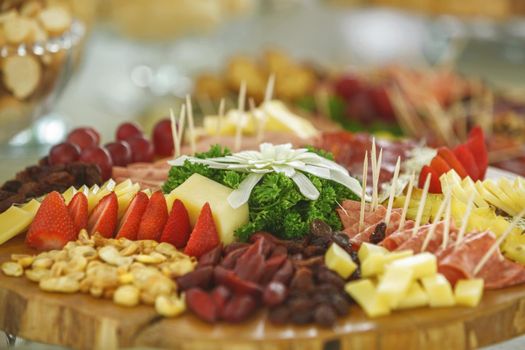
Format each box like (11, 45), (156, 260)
(2, 235), (525, 350)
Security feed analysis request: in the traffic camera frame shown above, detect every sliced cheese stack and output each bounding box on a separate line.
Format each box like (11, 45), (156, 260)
(344, 243), (484, 318)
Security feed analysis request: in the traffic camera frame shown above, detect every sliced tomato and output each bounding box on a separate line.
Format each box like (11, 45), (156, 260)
(418, 165), (442, 193)
(467, 126), (488, 179)
(453, 144), (480, 181)
(437, 147), (468, 178)
(429, 155), (451, 177)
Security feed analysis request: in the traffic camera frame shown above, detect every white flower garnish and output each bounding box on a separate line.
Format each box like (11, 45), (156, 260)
(169, 143), (364, 209)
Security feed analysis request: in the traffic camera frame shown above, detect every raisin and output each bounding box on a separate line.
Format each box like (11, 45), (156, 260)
(176, 265), (214, 290)
(330, 293), (351, 316)
(290, 267), (314, 291)
(293, 256), (323, 268)
(314, 304), (337, 327)
(269, 245), (288, 258)
(186, 288), (218, 323)
(268, 305), (290, 324)
(221, 246), (249, 269)
(303, 245), (325, 257)
(332, 232), (351, 249)
(310, 219), (333, 237)
(1, 180), (21, 192)
(315, 266), (345, 289)
(221, 294), (257, 322)
(263, 281), (288, 307)
(290, 309), (314, 324)
(369, 222), (386, 244)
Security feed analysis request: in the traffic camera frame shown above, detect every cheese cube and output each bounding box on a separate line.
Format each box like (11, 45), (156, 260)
(0, 206), (34, 245)
(421, 274), (455, 307)
(387, 253), (437, 279)
(168, 174), (249, 244)
(377, 265), (413, 308)
(325, 243), (357, 279)
(21, 199), (40, 216)
(358, 242), (388, 262)
(361, 250), (413, 277)
(454, 279), (484, 307)
(396, 282), (429, 309)
(345, 279), (390, 318)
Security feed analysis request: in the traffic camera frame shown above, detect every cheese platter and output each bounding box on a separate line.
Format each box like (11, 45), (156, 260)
(1, 92), (525, 350)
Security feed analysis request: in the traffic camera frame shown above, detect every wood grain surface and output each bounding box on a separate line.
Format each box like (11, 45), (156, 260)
(2, 235), (525, 350)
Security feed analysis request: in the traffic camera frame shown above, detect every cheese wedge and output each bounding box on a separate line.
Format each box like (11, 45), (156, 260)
(377, 265), (413, 308)
(168, 174), (249, 244)
(454, 279), (484, 307)
(421, 274), (455, 307)
(325, 243), (357, 279)
(0, 206), (34, 245)
(62, 186), (77, 205)
(21, 198), (40, 216)
(345, 279), (390, 318)
(396, 282), (429, 309)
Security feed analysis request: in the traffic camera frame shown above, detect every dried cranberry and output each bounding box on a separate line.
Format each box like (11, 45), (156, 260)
(221, 246), (249, 269)
(332, 232), (351, 249)
(223, 242), (250, 255)
(211, 285), (231, 314)
(270, 245), (288, 258)
(234, 252), (265, 283)
(315, 266), (345, 288)
(186, 288), (218, 323)
(198, 245), (223, 267)
(221, 294), (257, 322)
(214, 266), (262, 296)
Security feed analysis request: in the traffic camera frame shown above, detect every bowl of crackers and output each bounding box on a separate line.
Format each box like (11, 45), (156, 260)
(0, 0), (93, 143)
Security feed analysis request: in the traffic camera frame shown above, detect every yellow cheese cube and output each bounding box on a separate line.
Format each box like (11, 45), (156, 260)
(345, 279), (390, 318)
(454, 279), (484, 307)
(21, 199), (40, 216)
(358, 242), (388, 262)
(387, 253), (437, 279)
(0, 206), (34, 245)
(325, 243), (357, 279)
(421, 274), (455, 307)
(377, 265), (414, 308)
(361, 250), (413, 277)
(167, 174), (249, 244)
(396, 282), (429, 309)
(62, 186), (77, 205)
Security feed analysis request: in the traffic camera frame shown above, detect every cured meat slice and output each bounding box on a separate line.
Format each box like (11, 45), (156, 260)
(350, 209), (404, 246)
(395, 222), (458, 254)
(438, 231), (525, 289)
(337, 200), (389, 238)
(380, 222), (418, 251)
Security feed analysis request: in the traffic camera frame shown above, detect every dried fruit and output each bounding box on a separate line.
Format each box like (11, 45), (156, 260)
(314, 303), (337, 327)
(185, 288), (218, 323)
(198, 245), (222, 267)
(263, 281), (287, 307)
(221, 294), (257, 322)
(211, 285), (231, 314)
(176, 265), (214, 290)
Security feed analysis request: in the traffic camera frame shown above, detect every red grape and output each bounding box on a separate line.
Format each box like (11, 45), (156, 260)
(368, 86), (396, 122)
(333, 75), (363, 101)
(104, 141), (132, 167)
(79, 146), (113, 181)
(127, 136), (154, 163)
(84, 127), (101, 145)
(67, 128), (97, 151)
(116, 122), (143, 142)
(345, 91), (376, 125)
(48, 142), (81, 165)
(152, 118), (174, 157)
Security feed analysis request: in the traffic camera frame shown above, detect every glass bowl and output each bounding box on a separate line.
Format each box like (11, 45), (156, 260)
(0, 10), (86, 144)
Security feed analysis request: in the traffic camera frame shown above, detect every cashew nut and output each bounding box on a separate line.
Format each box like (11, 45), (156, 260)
(113, 285), (140, 307)
(155, 294), (186, 317)
(1, 261), (23, 277)
(32, 257), (53, 269)
(99, 246), (132, 267)
(40, 276), (80, 293)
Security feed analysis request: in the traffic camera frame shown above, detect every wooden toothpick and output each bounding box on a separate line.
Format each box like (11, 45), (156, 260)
(234, 81), (247, 152)
(264, 74), (276, 103)
(217, 98), (225, 136)
(373, 148), (383, 211)
(169, 108), (179, 158)
(176, 104), (186, 151)
(441, 196), (452, 249)
(385, 156), (401, 227)
(412, 173), (431, 237)
(455, 193), (475, 249)
(370, 138), (378, 210)
(398, 172), (415, 231)
(474, 208), (525, 275)
(421, 191), (451, 251)
(359, 151), (368, 232)
(185, 95), (196, 155)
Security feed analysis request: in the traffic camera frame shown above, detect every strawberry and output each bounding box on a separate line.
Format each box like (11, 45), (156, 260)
(116, 192), (149, 240)
(26, 191), (78, 250)
(418, 165), (441, 193)
(160, 199), (191, 248)
(184, 202), (220, 258)
(429, 155), (451, 177)
(87, 192), (118, 238)
(454, 144), (480, 181)
(68, 192), (88, 232)
(137, 190), (168, 241)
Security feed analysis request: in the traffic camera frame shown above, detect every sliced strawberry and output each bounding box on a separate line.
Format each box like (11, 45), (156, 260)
(26, 191), (78, 250)
(467, 126), (488, 179)
(453, 144), (480, 181)
(87, 192), (118, 238)
(437, 147), (468, 178)
(184, 202), (220, 258)
(115, 192), (149, 240)
(429, 155), (451, 177)
(160, 199), (191, 248)
(419, 165), (442, 193)
(68, 192), (88, 232)
(137, 190), (168, 241)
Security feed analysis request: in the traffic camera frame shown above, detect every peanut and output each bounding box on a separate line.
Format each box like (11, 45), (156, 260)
(155, 294), (186, 317)
(113, 285), (140, 307)
(1, 261), (23, 277)
(40, 276), (80, 293)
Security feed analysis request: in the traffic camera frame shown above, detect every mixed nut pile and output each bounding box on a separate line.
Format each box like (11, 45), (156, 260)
(2, 230), (195, 317)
